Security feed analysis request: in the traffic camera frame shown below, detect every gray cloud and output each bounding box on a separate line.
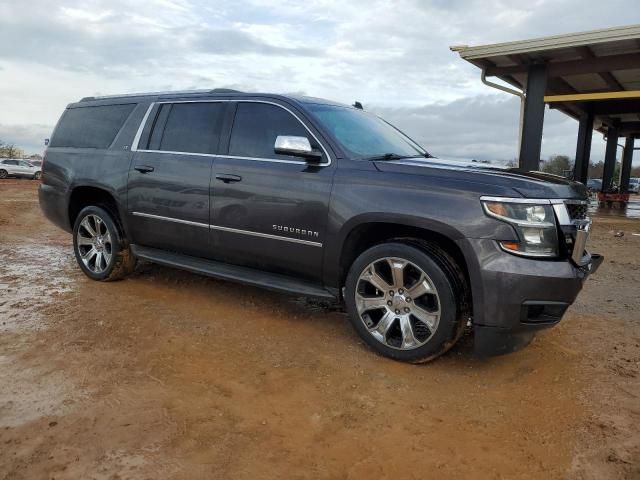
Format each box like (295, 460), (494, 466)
(373, 95), (580, 162)
(0, 1), (319, 76)
(192, 28), (321, 57)
(0, 123), (51, 155)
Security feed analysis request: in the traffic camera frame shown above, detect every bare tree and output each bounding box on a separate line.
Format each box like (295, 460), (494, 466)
(0, 142), (23, 159)
(6, 145), (17, 159)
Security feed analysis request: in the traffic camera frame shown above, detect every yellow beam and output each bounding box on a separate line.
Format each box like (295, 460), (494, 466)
(544, 90), (640, 103)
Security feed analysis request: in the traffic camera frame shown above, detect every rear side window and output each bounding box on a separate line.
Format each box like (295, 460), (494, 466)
(228, 103), (311, 159)
(50, 104), (135, 148)
(148, 102), (224, 154)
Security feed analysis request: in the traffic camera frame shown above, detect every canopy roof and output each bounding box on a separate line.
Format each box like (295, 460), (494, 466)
(452, 25), (640, 137)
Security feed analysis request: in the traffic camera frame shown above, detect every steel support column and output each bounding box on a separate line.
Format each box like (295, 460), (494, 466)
(602, 126), (619, 191)
(519, 63), (547, 171)
(620, 137), (635, 192)
(573, 106), (594, 183)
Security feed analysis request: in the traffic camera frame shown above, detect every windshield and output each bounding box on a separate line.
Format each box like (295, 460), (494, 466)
(306, 104), (427, 159)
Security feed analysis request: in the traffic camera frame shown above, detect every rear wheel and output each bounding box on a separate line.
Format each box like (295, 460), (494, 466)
(72, 206), (136, 281)
(0, 169), (7, 179)
(345, 242), (466, 363)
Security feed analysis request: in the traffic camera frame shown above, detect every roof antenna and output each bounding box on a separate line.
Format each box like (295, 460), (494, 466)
(353, 101), (364, 110)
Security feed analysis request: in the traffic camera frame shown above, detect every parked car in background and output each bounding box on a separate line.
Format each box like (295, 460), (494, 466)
(0, 159), (42, 179)
(29, 159), (43, 168)
(629, 178), (640, 194)
(586, 178), (602, 193)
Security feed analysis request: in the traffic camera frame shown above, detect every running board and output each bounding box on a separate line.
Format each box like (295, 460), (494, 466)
(130, 245), (336, 299)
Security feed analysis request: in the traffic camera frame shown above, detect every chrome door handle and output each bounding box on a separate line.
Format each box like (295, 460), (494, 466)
(215, 174), (242, 183)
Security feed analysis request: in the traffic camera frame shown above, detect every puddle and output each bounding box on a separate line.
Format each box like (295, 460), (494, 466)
(589, 196), (640, 219)
(0, 243), (75, 332)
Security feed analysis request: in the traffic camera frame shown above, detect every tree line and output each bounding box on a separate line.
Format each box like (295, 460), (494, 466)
(541, 155), (640, 180)
(507, 155), (640, 180)
(0, 140), (25, 159)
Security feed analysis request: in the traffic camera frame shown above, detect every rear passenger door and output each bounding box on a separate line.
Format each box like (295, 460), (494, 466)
(127, 101), (226, 258)
(210, 101), (335, 282)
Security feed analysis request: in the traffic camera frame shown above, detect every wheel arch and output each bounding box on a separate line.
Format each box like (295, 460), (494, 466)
(67, 185), (128, 237)
(329, 215), (472, 309)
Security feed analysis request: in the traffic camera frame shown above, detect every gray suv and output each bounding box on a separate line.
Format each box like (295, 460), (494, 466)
(39, 89), (602, 363)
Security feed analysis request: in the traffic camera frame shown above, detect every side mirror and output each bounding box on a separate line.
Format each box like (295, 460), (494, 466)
(274, 135), (323, 162)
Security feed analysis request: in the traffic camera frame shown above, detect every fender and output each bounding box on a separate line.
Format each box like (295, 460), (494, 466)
(322, 212), (467, 288)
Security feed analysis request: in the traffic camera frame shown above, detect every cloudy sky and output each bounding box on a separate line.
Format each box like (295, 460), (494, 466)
(1, 0), (639, 164)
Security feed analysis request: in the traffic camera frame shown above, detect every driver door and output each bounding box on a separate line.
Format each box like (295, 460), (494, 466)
(210, 101), (335, 282)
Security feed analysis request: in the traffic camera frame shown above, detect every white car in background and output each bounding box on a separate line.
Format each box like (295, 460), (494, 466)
(0, 159), (42, 180)
(629, 178), (640, 194)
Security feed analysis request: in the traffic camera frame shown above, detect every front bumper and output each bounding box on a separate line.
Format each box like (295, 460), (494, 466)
(459, 238), (602, 356)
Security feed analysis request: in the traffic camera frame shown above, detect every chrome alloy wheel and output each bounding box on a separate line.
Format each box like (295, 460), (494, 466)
(355, 257), (441, 350)
(76, 214), (113, 273)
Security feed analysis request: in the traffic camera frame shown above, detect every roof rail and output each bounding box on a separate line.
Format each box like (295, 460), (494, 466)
(79, 88), (243, 102)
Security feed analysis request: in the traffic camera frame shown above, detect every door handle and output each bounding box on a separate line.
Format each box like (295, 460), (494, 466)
(215, 174), (242, 183)
(134, 165), (155, 173)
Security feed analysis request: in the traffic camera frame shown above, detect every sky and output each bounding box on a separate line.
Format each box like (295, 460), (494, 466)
(0, 0), (639, 164)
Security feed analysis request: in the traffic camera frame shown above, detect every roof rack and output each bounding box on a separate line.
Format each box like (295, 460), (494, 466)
(80, 88), (243, 102)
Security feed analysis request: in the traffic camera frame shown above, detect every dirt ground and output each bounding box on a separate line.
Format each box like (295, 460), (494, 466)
(1, 179), (638, 480)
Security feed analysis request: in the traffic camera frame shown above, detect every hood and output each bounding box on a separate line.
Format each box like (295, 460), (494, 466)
(374, 156), (588, 200)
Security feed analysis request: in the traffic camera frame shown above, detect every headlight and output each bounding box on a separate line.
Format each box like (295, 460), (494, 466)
(481, 199), (559, 257)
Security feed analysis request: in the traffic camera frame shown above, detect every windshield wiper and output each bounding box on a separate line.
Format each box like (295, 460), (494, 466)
(364, 152), (434, 161)
(363, 153), (406, 161)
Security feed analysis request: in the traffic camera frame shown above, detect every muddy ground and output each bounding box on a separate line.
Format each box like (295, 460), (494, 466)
(0, 179), (638, 480)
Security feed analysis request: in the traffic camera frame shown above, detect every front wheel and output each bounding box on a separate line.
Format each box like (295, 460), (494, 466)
(345, 242), (466, 363)
(72, 206), (136, 281)
(33, 171), (42, 180)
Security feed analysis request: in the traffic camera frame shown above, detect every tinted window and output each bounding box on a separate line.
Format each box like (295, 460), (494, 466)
(3, 160), (18, 165)
(229, 103), (312, 159)
(50, 104), (135, 149)
(153, 102), (224, 154)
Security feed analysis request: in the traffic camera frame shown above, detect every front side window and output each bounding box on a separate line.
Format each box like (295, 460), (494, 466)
(228, 103), (313, 160)
(151, 102), (225, 154)
(306, 104), (426, 159)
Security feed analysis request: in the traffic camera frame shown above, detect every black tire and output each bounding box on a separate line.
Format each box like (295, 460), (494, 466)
(34, 171), (42, 180)
(0, 169), (7, 179)
(72, 205), (136, 281)
(344, 241), (467, 363)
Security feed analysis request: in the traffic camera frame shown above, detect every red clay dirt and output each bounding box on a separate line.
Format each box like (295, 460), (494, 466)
(0, 180), (638, 479)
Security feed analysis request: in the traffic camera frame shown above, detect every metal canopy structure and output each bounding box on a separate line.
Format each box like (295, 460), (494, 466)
(451, 24), (640, 193)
